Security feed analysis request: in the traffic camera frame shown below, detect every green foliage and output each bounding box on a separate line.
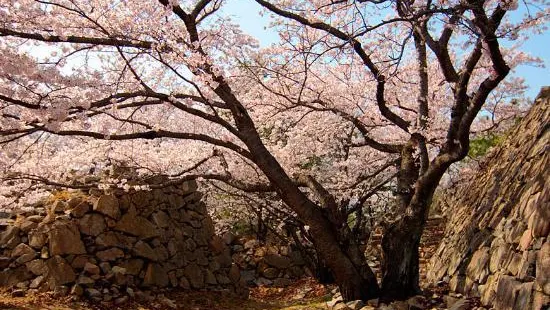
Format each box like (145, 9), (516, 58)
(231, 220), (255, 236)
(469, 134), (503, 158)
(259, 125), (274, 139)
(299, 155), (323, 170)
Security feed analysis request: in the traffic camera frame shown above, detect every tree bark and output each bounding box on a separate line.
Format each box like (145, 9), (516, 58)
(380, 214), (424, 300)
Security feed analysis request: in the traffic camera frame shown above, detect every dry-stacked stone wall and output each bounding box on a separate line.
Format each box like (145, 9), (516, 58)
(225, 235), (311, 287)
(427, 88), (549, 310)
(0, 180), (247, 302)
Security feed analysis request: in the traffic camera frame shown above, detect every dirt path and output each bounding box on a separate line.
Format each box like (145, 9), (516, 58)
(0, 279), (330, 310)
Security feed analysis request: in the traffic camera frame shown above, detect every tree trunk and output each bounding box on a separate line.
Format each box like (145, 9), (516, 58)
(380, 215), (424, 301)
(306, 212), (380, 301)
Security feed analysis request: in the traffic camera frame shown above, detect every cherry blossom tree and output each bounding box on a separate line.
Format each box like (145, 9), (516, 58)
(1, 0), (548, 302)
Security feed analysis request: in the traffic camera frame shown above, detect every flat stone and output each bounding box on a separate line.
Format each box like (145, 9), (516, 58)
(15, 253), (36, 265)
(466, 247), (490, 283)
(536, 241), (550, 294)
(76, 275), (95, 286)
(132, 241), (158, 261)
(96, 248), (124, 261)
(346, 300), (365, 310)
(18, 219), (37, 233)
(28, 231), (47, 249)
(262, 267), (279, 279)
(183, 263), (204, 289)
(0, 257), (9, 269)
(85, 288), (101, 298)
(0, 226), (20, 248)
(11, 243), (35, 258)
(25, 259), (47, 275)
(151, 211), (170, 228)
(112, 266), (126, 274)
(26, 215), (44, 223)
(143, 263), (169, 287)
(118, 259), (144, 275)
(84, 262), (100, 275)
(78, 213), (106, 236)
(114, 212), (159, 239)
(48, 221), (86, 255)
(70, 201), (91, 218)
(95, 231), (135, 250)
(205, 270), (217, 285)
(70, 255), (90, 270)
(45, 256), (76, 285)
(94, 195), (121, 220)
(29, 275), (45, 289)
(529, 208), (549, 238)
(71, 284), (84, 296)
(114, 295), (129, 305)
(494, 275), (521, 310)
(264, 254), (292, 269)
(448, 299), (473, 310)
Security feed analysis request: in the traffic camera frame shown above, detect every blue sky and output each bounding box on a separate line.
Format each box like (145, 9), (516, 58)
(222, 1), (549, 99)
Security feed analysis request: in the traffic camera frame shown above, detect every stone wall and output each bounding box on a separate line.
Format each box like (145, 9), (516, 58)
(225, 235), (311, 287)
(0, 180), (247, 302)
(427, 88), (549, 309)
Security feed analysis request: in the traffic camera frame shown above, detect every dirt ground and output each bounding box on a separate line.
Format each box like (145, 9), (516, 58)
(0, 278), (331, 310)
